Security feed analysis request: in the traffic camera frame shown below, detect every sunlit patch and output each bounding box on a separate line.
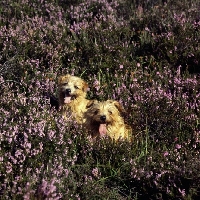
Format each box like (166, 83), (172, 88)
(58, 74), (92, 124)
(84, 100), (132, 141)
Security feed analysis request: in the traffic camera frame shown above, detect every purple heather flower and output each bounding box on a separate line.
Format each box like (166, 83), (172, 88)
(163, 151), (169, 157)
(92, 167), (100, 178)
(178, 188), (186, 197)
(175, 144), (181, 149)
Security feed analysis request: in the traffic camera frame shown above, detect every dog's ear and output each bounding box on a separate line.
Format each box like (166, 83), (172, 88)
(58, 76), (63, 84)
(82, 81), (89, 92)
(86, 100), (98, 108)
(113, 101), (126, 115)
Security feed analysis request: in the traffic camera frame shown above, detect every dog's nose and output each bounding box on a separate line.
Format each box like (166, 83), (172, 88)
(65, 88), (71, 95)
(100, 115), (106, 122)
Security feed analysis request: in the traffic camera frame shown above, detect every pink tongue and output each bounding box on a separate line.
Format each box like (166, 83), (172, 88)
(99, 124), (107, 136)
(64, 97), (71, 104)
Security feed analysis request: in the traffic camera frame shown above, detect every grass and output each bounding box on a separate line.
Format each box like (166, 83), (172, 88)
(0, 0), (200, 199)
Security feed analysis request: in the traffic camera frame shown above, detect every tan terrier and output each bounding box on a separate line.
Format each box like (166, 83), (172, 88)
(58, 74), (91, 124)
(84, 100), (132, 141)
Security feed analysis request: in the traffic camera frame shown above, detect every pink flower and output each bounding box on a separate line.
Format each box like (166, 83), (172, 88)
(178, 188), (186, 197)
(92, 167), (100, 178)
(163, 151), (169, 157)
(175, 144), (181, 149)
(174, 137), (178, 141)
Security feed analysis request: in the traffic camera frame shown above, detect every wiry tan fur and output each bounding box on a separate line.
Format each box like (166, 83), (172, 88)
(84, 100), (132, 141)
(58, 74), (91, 124)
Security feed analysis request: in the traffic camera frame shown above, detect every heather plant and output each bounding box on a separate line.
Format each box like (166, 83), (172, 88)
(1, 0), (200, 199)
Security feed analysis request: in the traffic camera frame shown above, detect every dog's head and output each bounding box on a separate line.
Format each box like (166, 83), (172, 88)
(86, 100), (126, 136)
(58, 74), (88, 104)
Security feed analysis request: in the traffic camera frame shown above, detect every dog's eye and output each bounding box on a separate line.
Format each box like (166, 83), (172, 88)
(74, 85), (79, 89)
(94, 110), (98, 115)
(108, 110), (112, 114)
(63, 82), (68, 86)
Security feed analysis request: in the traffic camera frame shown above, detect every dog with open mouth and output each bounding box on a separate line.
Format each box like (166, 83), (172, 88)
(58, 74), (92, 124)
(84, 100), (132, 141)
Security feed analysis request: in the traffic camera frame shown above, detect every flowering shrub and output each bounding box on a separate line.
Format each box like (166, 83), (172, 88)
(0, 0), (200, 199)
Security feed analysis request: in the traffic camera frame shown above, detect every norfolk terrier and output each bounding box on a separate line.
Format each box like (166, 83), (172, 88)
(84, 100), (132, 141)
(58, 74), (91, 124)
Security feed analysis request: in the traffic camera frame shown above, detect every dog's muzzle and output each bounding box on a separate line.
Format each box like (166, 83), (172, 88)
(99, 115), (107, 136)
(65, 88), (71, 95)
(100, 115), (106, 122)
(63, 88), (73, 104)
(99, 115), (107, 135)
